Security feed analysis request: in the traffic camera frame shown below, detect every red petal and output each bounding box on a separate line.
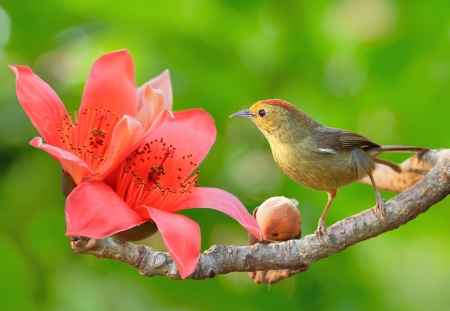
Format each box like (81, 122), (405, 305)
(145, 206), (200, 278)
(137, 69), (172, 112)
(102, 109), (173, 186)
(65, 181), (145, 238)
(79, 50), (137, 119)
(91, 115), (142, 180)
(147, 109), (216, 182)
(30, 137), (93, 185)
(135, 85), (153, 130)
(9, 66), (67, 147)
(136, 84), (166, 132)
(172, 187), (262, 241)
(137, 108), (173, 143)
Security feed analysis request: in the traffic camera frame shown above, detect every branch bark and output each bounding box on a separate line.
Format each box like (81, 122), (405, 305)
(71, 149), (450, 281)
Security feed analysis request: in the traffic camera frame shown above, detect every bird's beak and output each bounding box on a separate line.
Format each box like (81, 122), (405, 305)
(229, 109), (255, 119)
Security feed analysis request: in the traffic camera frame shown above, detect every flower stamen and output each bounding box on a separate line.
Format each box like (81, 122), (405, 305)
(57, 107), (120, 173)
(114, 138), (201, 215)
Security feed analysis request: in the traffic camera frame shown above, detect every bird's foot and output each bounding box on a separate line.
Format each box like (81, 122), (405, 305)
(374, 197), (387, 222)
(315, 220), (329, 243)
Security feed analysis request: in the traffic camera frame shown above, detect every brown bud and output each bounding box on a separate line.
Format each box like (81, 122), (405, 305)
(255, 196), (301, 242)
(113, 222), (158, 241)
(248, 197), (304, 285)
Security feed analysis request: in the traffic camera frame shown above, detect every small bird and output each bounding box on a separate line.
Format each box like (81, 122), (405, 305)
(230, 99), (427, 241)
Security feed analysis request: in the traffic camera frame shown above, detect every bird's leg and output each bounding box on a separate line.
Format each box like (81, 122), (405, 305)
(368, 172), (386, 219)
(315, 190), (337, 242)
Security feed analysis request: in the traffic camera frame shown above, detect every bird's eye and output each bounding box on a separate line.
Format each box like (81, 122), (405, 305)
(258, 109), (267, 118)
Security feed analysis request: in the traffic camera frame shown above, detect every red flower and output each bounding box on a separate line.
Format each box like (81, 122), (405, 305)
(65, 109), (262, 278)
(10, 50), (172, 185)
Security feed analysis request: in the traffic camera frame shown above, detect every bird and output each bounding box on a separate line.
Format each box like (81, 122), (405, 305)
(230, 99), (427, 241)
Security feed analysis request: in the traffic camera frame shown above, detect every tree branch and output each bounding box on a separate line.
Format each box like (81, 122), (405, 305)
(71, 149), (450, 281)
(359, 148), (446, 192)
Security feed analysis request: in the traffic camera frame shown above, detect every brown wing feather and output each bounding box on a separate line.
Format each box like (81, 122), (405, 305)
(314, 127), (380, 151)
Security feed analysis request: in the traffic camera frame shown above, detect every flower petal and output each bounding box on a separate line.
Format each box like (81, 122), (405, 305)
(65, 181), (145, 238)
(135, 85), (153, 129)
(9, 66), (67, 147)
(145, 206), (200, 279)
(79, 50), (137, 119)
(30, 137), (93, 185)
(91, 115), (142, 180)
(147, 109), (216, 181)
(138, 108), (173, 143)
(138, 69), (172, 112)
(136, 84), (166, 132)
(101, 109), (173, 186)
(171, 187), (262, 241)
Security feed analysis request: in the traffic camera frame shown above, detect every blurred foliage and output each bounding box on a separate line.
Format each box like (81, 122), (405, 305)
(1, 0), (449, 310)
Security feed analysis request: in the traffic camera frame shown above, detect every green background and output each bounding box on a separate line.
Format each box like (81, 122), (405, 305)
(1, 0), (449, 310)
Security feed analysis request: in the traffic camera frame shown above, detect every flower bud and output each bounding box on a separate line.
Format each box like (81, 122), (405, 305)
(254, 196), (301, 242)
(113, 222), (158, 241)
(248, 196), (303, 284)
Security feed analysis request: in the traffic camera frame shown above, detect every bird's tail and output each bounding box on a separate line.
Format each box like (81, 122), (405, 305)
(373, 157), (401, 173)
(370, 146), (429, 173)
(372, 146), (429, 153)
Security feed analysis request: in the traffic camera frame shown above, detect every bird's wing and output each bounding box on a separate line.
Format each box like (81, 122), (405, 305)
(314, 127), (381, 152)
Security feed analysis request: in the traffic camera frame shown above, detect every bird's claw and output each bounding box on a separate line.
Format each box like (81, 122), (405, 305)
(374, 197), (387, 222)
(315, 220), (329, 243)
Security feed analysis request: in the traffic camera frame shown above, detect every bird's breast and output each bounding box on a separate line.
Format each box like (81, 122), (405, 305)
(270, 141), (367, 191)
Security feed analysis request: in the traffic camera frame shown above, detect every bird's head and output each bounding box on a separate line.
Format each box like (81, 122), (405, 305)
(230, 99), (316, 141)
